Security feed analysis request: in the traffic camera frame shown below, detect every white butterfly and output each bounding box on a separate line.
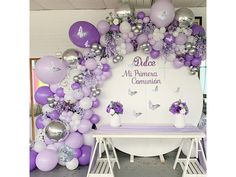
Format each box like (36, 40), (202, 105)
(133, 110), (142, 118)
(175, 87), (180, 93)
(128, 88), (137, 96)
(152, 85), (158, 92)
(52, 67), (61, 72)
(149, 100), (160, 110)
(77, 26), (87, 38)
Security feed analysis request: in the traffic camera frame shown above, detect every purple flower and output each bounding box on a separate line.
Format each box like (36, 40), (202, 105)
(169, 100), (189, 115)
(106, 101), (123, 115)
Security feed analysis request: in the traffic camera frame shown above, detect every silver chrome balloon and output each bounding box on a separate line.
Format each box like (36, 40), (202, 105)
(45, 120), (69, 141)
(140, 42), (151, 53)
(188, 48), (196, 55)
(62, 48), (83, 65)
(185, 42), (192, 50)
(90, 86), (101, 97)
(189, 66), (199, 75)
(91, 43), (103, 56)
(175, 8), (195, 28)
(115, 3), (134, 19)
(113, 55), (123, 63)
(131, 23), (143, 35)
(47, 96), (55, 104)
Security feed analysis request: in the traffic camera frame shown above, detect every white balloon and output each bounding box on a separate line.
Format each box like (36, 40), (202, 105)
(66, 158), (79, 170)
(64, 91), (77, 104)
(71, 113), (81, 121)
(83, 131), (95, 147)
(100, 35), (106, 46)
(79, 97), (93, 109)
(69, 68), (82, 78)
(42, 104), (53, 114)
(181, 140), (196, 157)
(119, 21), (131, 34)
(33, 141), (46, 152)
(73, 90), (84, 100)
(43, 118), (51, 126)
(187, 36), (195, 43)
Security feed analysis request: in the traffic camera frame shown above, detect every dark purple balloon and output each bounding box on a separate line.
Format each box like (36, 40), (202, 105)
(110, 25), (120, 32)
(55, 87), (65, 97)
(184, 60), (191, 66)
(191, 57), (202, 67)
(102, 64), (110, 72)
(137, 11), (145, 19)
(30, 149), (38, 171)
(36, 115), (44, 129)
(164, 34), (175, 45)
(74, 148), (82, 159)
(150, 49), (160, 59)
(69, 21), (100, 48)
(191, 24), (205, 36)
(47, 110), (60, 120)
(90, 114), (100, 124)
(34, 86), (54, 105)
(71, 83), (81, 90)
(79, 145), (91, 166)
(92, 99), (100, 108)
(185, 54), (194, 61)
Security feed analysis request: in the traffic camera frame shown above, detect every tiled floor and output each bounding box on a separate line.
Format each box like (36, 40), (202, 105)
(31, 150), (183, 177)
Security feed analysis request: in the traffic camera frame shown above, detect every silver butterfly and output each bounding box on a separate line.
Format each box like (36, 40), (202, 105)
(133, 110), (142, 118)
(128, 88), (137, 96)
(77, 26), (87, 38)
(175, 87), (180, 93)
(149, 100), (160, 110)
(152, 85), (158, 92)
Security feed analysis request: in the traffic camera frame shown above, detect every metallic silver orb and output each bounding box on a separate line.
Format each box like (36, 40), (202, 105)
(189, 66), (199, 75)
(73, 76), (79, 83)
(115, 3), (134, 18)
(62, 48), (82, 65)
(185, 42), (192, 50)
(48, 103), (55, 108)
(175, 8), (195, 28)
(188, 48), (196, 55)
(45, 120), (69, 141)
(47, 96), (55, 104)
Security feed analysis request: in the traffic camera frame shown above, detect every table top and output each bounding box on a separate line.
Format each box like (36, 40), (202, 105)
(93, 124), (206, 139)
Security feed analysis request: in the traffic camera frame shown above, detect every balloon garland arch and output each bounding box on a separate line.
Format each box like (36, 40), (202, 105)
(30, 0), (206, 172)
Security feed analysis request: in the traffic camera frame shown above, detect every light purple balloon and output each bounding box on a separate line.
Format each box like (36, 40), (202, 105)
(78, 119), (92, 134)
(54, 142), (64, 149)
(83, 109), (94, 119)
(65, 132), (84, 149)
(82, 87), (91, 97)
(35, 56), (67, 84)
(94, 68), (103, 76)
(30, 149), (38, 171)
(150, 49), (160, 59)
(34, 86), (54, 105)
(69, 21), (100, 48)
(50, 84), (60, 93)
(36, 149), (58, 171)
(191, 57), (202, 66)
(79, 145), (91, 166)
(97, 20), (110, 35)
(164, 34), (175, 45)
(44, 136), (54, 145)
(137, 34), (148, 45)
(153, 41), (164, 50)
(92, 99), (100, 108)
(173, 59), (184, 68)
(150, 0), (175, 28)
(191, 24), (205, 36)
(185, 54), (194, 61)
(55, 87), (65, 97)
(137, 11), (145, 19)
(74, 148), (82, 159)
(102, 64), (110, 72)
(126, 43), (134, 53)
(47, 110), (60, 120)
(71, 83), (81, 90)
(175, 33), (187, 45)
(36, 115), (44, 129)
(103, 71), (112, 79)
(184, 60), (191, 66)
(110, 24), (120, 32)
(85, 59), (97, 70)
(90, 114), (100, 124)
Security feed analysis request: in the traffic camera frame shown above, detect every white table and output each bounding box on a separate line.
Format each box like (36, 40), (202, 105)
(86, 124), (206, 177)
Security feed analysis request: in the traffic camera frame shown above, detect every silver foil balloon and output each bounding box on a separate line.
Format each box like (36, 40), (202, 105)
(185, 42), (192, 50)
(175, 8), (195, 28)
(73, 74), (84, 83)
(115, 3), (134, 18)
(131, 23), (143, 35)
(62, 48), (83, 65)
(113, 55), (123, 63)
(58, 145), (75, 163)
(188, 48), (196, 55)
(189, 66), (199, 75)
(91, 43), (103, 56)
(91, 86), (101, 97)
(47, 96), (55, 104)
(140, 42), (151, 53)
(45, 120), (69, 141)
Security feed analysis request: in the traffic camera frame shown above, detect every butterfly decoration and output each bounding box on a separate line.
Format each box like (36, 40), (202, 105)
(77, 26), (87, 38)
(128, 88), (138, 96)
(175, 87), (180, 93)
(52, 67), (61, 72)
(149, 100), (160, 110)
(152, 85), (158, 92)
(133, 110), (142, 118)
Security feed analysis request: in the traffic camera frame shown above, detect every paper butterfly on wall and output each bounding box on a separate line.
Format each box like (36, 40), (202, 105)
(175, 87), (180, 93)
(152, 85), (158, 92)
(133, 110), (142, 118)
(128, 88), (138, 96)
(149, 100), (160, 110)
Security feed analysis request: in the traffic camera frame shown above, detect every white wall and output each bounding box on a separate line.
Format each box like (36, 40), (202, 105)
(30, 7), (206, 57)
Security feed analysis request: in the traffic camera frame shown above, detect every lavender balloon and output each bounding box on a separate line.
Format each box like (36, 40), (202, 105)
(102, 64), (110, 72)
(36, 149), (58, 171)
(69, 21), (100, 48)
(175, 33), (187, 45)
(90, 114), (100, 124)
(79, 145), (91, 166)
(83, 109), (94, 119)
(191, 57), (202, 66)
(137, 11), (145, 19)
(74, 148), (82, 159)
(137, 34), (148, 45)
(36, 115), (44, 129)
(150, 0), (175, 27)
(173, 59), (184, 68)
(164, 34), (175, 45)
(97, 20), (110, 35)
(34, 86), (54, 105)
(92, 99), (100, 108)
(47, 110), (60, 120)
(191, 24), (205, 36)
(65, 132), (84, 149)
(35, 56), (67, 84)
(30, 149), (38, 171)
(78, 119), (92, 134)
(150, 49), (160, 59)
(71, 83), (80, 90)
(55, 87), (65, 97)
(110, 25), (120, 32)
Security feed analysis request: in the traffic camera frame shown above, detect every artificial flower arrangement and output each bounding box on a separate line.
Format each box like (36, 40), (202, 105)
(169, 100), (189, 115)
(106, 101), (123, 116)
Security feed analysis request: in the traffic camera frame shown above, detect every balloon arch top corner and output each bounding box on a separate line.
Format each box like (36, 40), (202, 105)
(31, 0), (206, 172)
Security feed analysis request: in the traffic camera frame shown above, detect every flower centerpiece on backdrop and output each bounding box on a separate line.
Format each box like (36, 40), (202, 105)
(106, 101), (123, 127)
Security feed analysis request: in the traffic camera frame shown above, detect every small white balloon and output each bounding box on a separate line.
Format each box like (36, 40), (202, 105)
(73, 90), (84, 100)
(187, 36), (195, 43)
(66, 158), (79, 170)
(100, 35), (106, 46)
(33, 141), (46, 152)
(119, 21), (131, 34)
(69, 68), (82, 78)
(64, 92), (77, 104)
(83, 131), (95, 147)
(42, 104), (53, 114)
(79, 97), (93, 109)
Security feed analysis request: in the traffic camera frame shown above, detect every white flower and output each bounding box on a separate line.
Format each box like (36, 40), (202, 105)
(110, 109), (115, 115)
(160, 27), (166, 33)
(113, 18), (120, 25)
(180, 109), (186, 114)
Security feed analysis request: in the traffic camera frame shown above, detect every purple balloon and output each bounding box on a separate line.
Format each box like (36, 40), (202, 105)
(35, 56), (67, 84)
(126, 42), (134, 53)
(30, 149), (38, 171)
(164, 34), (175, 45)
(185, 54), (194, 61)
(71, 83), (81, 90)
(36, 149), (58, 171)
(137, 34), (148, 45)
(175, 33), (187, 45)
(55, 87), (65, 97)
(74, 148), (82, 159)
(184, 60), (191, 66)
(191, 57), (202, 66)
(83, 109), (94, 119)
(36, 115), (44, 129)
(90, 114), (100, 124)
(102, 64), (110, 72)
(82, 87), (91, 97)
(69, 21), (100, 48)
(97, 20), (110, 35)
(110, 25), (120, 32)
(150, 0), (175, 27)
(92, 99), (100, 108)
(191, 24), (205, 36)
(78, 119), (92, 134)
(150, 49), (160, 59)
(47, 110), (60, 120)
(79, 145), (91, 166)
(137, 11), (145, 19)
(85, 59), (97, 70)
(34, 86), (54, 105)
(44, 136), (54, 145)
(173, 59), (184, 68)
(65, 132), (84, 149)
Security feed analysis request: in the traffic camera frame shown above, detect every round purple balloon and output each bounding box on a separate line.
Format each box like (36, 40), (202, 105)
(92, 99), (100, 108)
(102, 64), (110, 72)
(184, 60), (191, 66)
(71, 83), (81, 90)
(164, 34), (175, 45)
(69, 21), (100, 48)
(74, 148), (82, 159)
(173, 59), (184, 68)
(30, 149), (38, 171)
(90, 114), (100, 124)
(36, 115), (44, 129)
(150, 49), (160, 59)
(78, 119), (92, 134)
(191, 24), (205, 36)
(55, 87), (65, 97)
(97, 20), (110, 35)
(34, 86), (54, 105)
(110, 25), (120, 32)
(175, 33), (187, 45)
(191, 57), (202, 66)
(137, 11), (145, 19)
(185, 54), (194, 61)
(79, 145), (91, 166)
(47, 110), (60, 120)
